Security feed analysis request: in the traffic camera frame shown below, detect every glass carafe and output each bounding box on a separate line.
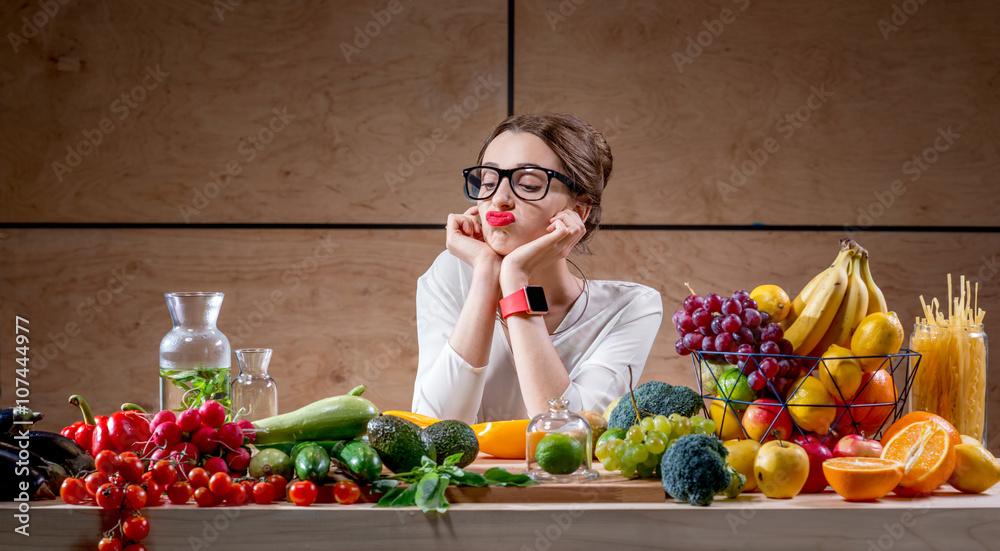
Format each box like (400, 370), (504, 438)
(232, 348), (278, 422)
(159, 292), (231, 412)
(526, 397), (598, 483)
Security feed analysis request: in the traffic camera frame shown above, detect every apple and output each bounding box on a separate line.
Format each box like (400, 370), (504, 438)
(724, 439), (762, 492)
(833, 434), (883, 458)
(754, 440), (810, 498)
(799, 442), (833, 493)
(743, 399), (794, 442)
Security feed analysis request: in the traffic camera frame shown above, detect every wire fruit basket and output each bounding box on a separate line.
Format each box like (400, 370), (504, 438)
(692, 349), (922, 444)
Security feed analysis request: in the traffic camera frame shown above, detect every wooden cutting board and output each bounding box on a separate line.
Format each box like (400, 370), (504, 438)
(442, 456), (667, 503)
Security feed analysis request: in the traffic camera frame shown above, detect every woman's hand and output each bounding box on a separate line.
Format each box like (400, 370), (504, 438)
(500, 208), (586, 291)
(446, 206), (502, 270)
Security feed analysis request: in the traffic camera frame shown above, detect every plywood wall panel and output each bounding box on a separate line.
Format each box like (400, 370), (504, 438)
(0, 0), (507, 224)
(514, 0), (1000, 227)
(3, 228), (998, 452)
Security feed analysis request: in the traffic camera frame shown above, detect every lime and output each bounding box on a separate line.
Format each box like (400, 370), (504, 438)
(535, 433), (585, 475)
(716, 368), (757, 411)
(597, 427), (627, 447)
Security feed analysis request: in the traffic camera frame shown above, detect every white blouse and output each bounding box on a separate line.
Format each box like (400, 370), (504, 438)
(412, 251), (664, 424)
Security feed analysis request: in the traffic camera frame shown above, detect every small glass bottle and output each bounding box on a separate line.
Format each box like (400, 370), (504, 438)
(231, 348), (278, 422)
(526, 397), (598, 483)
(908, 322), (988, 447)
(159, 292), (231, 412)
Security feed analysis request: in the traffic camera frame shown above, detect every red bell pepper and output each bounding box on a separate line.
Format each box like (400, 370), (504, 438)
(63, 395), (106, 452)
(108, 403), (153, 455)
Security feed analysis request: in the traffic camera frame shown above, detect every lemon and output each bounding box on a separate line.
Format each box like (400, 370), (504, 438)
(850, 312), (904, 371)
(948, 441), (1000, 493)
(750, 284), (791, 323)
(717, 368), (757, 411)
(710, 400), (745, 440)
(535, 433), (585, 475)
(818, 344), (863, 401)
(785, 376), (836, 435)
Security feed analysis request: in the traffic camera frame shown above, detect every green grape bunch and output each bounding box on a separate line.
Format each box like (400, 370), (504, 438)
(595, 414), (718, 479)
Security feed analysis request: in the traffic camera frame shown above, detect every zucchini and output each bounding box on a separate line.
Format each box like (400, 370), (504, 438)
(294, 443), (331, 483)
(331, 439), (383, 484)
(253, 385), (379, 445)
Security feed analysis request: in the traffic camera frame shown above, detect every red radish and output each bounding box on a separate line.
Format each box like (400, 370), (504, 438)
(153, 422), (183, 448)
(199, 400), (227, 428)
(203, 456), (229, 475)
(217, 423), (245, 450)
(177, 409), (202, 433)
(226, 447), (251, 472)
(149, 410), (176, 432)
(236, 419), (256, 443)
(169, 442), (200, 473)
(190, 426), (219, 454)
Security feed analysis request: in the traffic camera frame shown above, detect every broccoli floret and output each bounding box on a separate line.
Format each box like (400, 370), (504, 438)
(722, 465), (746, 499)
(608, 381), (703, 430)
(660, 434), (732, 506)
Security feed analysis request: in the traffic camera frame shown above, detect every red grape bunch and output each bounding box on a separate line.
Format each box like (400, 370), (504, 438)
(672, 289), (810, 397)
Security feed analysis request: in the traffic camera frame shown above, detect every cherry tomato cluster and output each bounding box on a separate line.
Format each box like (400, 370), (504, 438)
(147, 400), (255, 476)
(60, 450), (154, 551)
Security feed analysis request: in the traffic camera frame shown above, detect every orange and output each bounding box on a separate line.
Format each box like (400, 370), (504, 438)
(880, 411), (960, 449)
(880, 420), (957, 496)
(381, 411), (441, 428)
(750, 285), (791, 323)
(850, 312), (905, 371)
(844, 369), (897, 436)
(470, 419), (531, 459)
(822, 456), (905, 501)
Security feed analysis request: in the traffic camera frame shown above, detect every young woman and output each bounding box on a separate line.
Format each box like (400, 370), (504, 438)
(412, 113), (662, 424)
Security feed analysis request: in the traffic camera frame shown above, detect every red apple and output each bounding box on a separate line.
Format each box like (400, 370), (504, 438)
(743, 399), (794, 442)
(832, 434), (883, 458)
(799, 442), (833, 493)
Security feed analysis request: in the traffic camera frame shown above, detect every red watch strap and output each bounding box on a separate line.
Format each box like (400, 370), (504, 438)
(499, 288), (530, 319)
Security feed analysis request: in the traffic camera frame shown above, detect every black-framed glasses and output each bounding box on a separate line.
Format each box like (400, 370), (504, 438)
(462, 166), (580, 202)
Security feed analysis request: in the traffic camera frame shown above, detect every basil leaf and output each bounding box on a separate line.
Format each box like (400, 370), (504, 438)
(442, 452), (464, 467)
(415, 473), (450, 514)
(370, 479), (399, 495)
(376, 483), (419, 508)
(483, 467), (538, 487)
(448, 468), (488, 487)
(420, 455), (437, 470)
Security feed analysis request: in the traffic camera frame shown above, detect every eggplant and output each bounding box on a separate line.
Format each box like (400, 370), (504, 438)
(0, 406), (44, 435)
(0, 431), (94, 477)
(0, 445), (57, 501)
(0, 441), (67, 488)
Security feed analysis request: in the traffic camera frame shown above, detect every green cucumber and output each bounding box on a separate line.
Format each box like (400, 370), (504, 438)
(331, 439), (383, 484)
(294, 443), (330, 483)
(253, 385), (379, 445)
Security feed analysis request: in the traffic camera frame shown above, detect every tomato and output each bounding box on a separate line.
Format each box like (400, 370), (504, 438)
(225, 483), (248, 506)
(143, 480), (164, 505)
(119, 456), (145, 483)
(166, 481), (193, 504)
(187, 467), (210, 489)
(239, 479), (255, 495)
(266, 474), (287, 499)
(122, 515), (150, 541)
(252, 481), (276, 504)
(98, 537), (123, 551)
(333, 480), (361, 505)
(95, 450), (119, 475)
(124, 484), (147, 510)
(151, 460), (178, 486)
(95, 483), (124, 510)
(85, 472), (109, 496)
(287, 481), (317, 507)
(194, 486), (219, 507)
(118, 451), (139, 461)
(208, 472), (233, 497)
(59, 478), (88, 505)
(123, 544), (147, 551)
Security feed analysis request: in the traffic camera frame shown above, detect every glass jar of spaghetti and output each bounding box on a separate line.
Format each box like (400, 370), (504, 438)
(908, 279), (988, 447)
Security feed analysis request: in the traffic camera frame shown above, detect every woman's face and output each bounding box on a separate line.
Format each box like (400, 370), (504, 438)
(477, 131), (578, 256)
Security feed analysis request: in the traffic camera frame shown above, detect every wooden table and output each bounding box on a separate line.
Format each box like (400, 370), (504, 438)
(2, 459), (999, 551)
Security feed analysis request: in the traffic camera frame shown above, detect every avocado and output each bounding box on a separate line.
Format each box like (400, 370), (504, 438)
(366, 414), (436, 473)
(422, 420), (479, 468)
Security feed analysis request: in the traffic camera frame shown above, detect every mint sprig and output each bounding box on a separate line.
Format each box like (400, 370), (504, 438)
(372, 453), (537, 513)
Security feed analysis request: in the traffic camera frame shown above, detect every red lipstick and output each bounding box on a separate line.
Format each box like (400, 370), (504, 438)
(485, 211), (515, 227)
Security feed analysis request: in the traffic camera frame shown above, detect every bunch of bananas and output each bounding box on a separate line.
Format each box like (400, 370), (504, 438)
(780, 238), (888, 356)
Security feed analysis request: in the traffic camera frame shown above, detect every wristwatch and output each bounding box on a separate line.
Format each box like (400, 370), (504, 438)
(499, 286), (548, 319)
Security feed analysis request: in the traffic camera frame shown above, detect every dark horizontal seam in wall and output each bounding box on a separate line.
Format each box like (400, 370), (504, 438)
(0, 223), (998, 232)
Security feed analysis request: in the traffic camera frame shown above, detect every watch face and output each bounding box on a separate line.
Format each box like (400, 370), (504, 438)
(524, 286), (548, 313)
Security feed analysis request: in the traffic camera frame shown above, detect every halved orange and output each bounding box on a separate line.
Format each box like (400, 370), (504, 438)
(822, 456), (905, 501)
(880, 420), (957, 496)
(880, 411), (960, 448)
